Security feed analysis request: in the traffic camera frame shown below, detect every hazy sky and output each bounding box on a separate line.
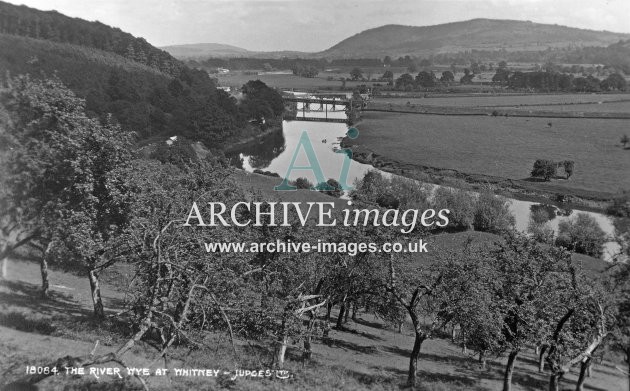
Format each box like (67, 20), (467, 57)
(5, 0), (629, 51)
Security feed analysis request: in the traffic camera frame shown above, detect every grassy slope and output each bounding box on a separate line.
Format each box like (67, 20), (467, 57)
(350, 111), (630, 196)
(372, 94), (630, 108)
(0, 172), (619, 390)
(0, 235), (623, 390)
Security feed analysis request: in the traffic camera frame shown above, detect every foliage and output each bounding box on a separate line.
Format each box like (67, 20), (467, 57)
(240, 80), (284, 122)
(0, 25), (243, 148)
(607, 190), (630, 217)
(431, 187), (476, 231)
(531, 159), (557, 181)
(1, 75), (135, 315)
(349, 68), (363, 81)
(472, 190), (515, 233)
(315, 178), (343, 198)
(291, 64), (319, 78)
(556, 213), (608, 257)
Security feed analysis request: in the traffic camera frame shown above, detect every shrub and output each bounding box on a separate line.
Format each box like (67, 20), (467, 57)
(555, 213), (607, 257)
(376, 193), (400, 209)
(607, 190), (630, 217)
(473, 190), (515, 233)
(527, 209), (555, 244)
(315, 178), (343, 198)
(531, 159), (557, 181)
(562, 160), (575, 179)
(292, 177), (313, 189)
(432, 187), (476, 230)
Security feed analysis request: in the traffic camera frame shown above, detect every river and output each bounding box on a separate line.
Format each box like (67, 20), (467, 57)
(228, 104), (620, 260)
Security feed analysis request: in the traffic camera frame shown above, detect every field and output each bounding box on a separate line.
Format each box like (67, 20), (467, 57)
(350, 112), (630, 196)
(216, 71), (389, 91)
(372, 93), (630, 108)
(507, 101), (630, 113)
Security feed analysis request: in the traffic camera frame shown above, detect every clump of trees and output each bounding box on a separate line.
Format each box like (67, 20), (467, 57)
(497, 68), (627, 92)
(240, 80), (284, 123)
(531, 159), (575, 181)
(291, 64), (319, 78)
(556, 213), (608, 257)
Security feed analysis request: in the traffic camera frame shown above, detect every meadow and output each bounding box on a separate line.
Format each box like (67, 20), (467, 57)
(216, 71), (389, 91)
(350, 112), (630, 196)
(372, 93), (630, 108)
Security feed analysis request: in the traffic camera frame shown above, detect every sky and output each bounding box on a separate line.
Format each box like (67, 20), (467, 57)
(4, 0), (630, 52)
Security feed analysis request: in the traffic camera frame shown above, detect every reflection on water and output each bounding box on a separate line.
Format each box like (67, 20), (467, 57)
(230, 120), (377, 185)
(228, 128), (287, 170)
(229, 118), (620, 260)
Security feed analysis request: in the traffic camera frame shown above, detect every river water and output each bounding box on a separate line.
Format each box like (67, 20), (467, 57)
(228, 105), (620, 260)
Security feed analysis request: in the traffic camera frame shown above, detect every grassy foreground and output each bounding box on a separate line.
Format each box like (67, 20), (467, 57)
(0, 253), (626, 391)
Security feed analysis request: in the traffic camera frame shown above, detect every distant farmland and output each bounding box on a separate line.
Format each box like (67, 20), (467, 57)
(372, 93), (630, 108)
(352, 112), (630, 195)
(216, 71), (387, 90)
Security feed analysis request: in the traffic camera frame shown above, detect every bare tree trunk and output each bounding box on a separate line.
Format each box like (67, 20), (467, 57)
(344, 301), (350, 324)
(398, 321), (403, 334)
(302, 337), (312, 366)
(88, 269), (105, 318)
(549, 373), (563, 391)
(39, 241), (54, 298)
(503, 350), (518, 391)
(575, 357), (591, 391)
(407, 329), (426, 387)
(462, 329), (468, 354)
(451, 324), (457, 343)
(1, 256), (7, 280)
(40, 255), (49, 299)
(326, 301), (332, 321)
(336, 301), (346, 329)
(539, 344), (548, 372)
(479, 350), (487, 370)
(275, 335), (288, 369)
(351, 301), (357, 321)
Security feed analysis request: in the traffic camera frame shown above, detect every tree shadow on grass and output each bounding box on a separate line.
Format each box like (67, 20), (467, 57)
(381, 344), (411, 357)
(342, 368), (403, 389)
(0, 280), (88, 317)
(416, 370), (478, 387)
(322, 337), (380, 354)
(353, 316), (385, 330)
(418, 351), (475, 367)
(521, 177), (550, 183)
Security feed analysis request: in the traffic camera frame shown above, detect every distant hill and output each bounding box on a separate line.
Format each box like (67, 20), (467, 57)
(160, 43), (251, 58)
(319, 19), (630, 58)
(0, 1), (183, 76)
(161, 43), (308, 60)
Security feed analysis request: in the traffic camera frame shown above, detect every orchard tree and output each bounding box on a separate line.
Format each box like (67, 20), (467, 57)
(1, 76), (134, 309)
(385, 249), (451, 387)
(488, 233), (575, 391)
(545, 274), (617, 391)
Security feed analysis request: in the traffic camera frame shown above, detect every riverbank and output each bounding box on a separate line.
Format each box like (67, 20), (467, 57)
(223, 122), (283, 154)
(344, 140), (613, 212)
(343, 112), (629, 214)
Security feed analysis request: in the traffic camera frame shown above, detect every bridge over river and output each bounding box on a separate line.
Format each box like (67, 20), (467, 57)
(283, 95), (360, 123)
